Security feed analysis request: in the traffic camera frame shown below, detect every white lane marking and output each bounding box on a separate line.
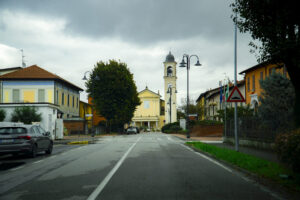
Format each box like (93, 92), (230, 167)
(180, 144), (232, 173)
(179, 144), (194, 152)
(87, 137), (142, 200)
(10, 166), (24, 171)
(49, 155), (57, 159)
(194, 152), (232, 173)
(33, 160), (44, 164)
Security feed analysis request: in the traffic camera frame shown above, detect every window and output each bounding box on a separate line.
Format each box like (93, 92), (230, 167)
(72, 96), (74, 107)
(260, 72), (263, 88)
(56, 90), (59, 104)
(62, 92), (64, 105)
(12, 89), (20, 103)
(269, 68), (275, 75)
(167, 66), (173, 77)
(144, 100), (150, 109)
(247, 77), (250, 92)
(252, 75), (255, 92)
(38, 89), (45, 102)
(67, 94), (70, 106)
(283, 65), (287, 77)
(260, 71), (263, 80)
(33, 126), (41, 135)
(77, 98), (79, 108)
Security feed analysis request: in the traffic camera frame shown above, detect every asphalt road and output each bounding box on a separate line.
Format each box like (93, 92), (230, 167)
(0, 133), (283, 200)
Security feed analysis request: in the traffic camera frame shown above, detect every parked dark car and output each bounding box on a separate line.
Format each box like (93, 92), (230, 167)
(126, 126), (139, 134)
(0, 123), (53, 158)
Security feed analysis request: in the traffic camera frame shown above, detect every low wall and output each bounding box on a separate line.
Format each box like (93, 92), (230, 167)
(191, 124), (223, 137)
(64, 120), (84, 135)
(224, 137), (275, 150)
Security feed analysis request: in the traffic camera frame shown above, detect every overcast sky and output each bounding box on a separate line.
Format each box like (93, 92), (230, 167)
(0, 0), (258, 105)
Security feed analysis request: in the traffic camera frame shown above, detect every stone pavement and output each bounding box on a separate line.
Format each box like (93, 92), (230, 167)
(171, 134), (280, 164)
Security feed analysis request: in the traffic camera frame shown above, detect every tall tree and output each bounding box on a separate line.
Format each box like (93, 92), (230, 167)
(86, 60), (140, 130)
(231, 0), (300, 126)
(259, 72), (295, 131)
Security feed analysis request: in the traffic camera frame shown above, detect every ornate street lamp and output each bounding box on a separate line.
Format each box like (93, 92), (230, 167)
(166, 86), (177, 124)
(179, 54), (202, 138)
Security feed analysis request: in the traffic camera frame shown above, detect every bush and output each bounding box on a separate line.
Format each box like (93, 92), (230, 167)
(162, 122), (182, 133)
(275, 129), (300, 173)
(11, 106), (42, 124)
(0, 109), (6, 121)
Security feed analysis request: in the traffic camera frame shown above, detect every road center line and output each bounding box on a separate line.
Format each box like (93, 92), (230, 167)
(87, 136), (142, 200)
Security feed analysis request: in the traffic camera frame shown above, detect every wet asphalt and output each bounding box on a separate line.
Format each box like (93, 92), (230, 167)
(0, 133), (283, 200)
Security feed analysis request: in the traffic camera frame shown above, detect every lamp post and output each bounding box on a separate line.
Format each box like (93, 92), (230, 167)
(167, 87), (172, 124)
(82, 71), (99, 136)
(179, 54), (202, 138)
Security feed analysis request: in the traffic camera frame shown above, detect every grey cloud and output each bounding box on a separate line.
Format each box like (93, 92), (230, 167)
(0, 0), (235, 45)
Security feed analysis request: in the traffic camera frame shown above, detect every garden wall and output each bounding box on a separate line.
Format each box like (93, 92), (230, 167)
(190, 124), (223, 137)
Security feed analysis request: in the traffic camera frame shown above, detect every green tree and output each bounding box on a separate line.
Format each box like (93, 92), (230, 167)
(259, 72), (295, 131)
(86, 60), (140, 131)
(179, 98), (204, 119)
(217, 105), (253, 122)
(11, 106), (42, 124)
(0, 109), (6, 121)
(231, 0), (300, 126)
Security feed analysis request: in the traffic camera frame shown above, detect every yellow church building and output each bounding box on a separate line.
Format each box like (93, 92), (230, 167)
(131, 52), (178, 131)
(131, 87), (165, 131)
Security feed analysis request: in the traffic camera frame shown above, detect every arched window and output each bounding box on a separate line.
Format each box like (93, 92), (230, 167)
(167, 66), (173, 77)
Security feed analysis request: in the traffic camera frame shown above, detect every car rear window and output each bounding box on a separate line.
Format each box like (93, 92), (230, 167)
(0, 127), (27, 135)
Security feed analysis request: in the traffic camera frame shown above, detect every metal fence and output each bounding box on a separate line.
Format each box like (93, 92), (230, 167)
(224, 117), (279, 142)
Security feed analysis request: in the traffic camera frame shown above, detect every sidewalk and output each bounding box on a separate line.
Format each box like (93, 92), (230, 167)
(53, 135), (102, 145)
(171, 134), (280, 164)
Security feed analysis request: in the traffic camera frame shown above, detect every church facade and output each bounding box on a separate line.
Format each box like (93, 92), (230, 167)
(131, 52), (178, 131)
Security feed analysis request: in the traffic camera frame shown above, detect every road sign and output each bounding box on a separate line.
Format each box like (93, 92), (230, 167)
(227, 86), (245, 102)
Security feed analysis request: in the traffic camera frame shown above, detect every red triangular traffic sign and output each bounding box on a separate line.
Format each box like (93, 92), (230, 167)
(227, 86), (245, 102)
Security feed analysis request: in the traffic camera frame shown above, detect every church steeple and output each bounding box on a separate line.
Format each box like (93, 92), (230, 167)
(163, 51), (177, 124)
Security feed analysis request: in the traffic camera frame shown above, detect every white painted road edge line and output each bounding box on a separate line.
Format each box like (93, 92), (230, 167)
(180, 144), (232, 173)
(33, 160), (44, 164)
(87, 136), (142, 200)
(9, 166), (24, 172)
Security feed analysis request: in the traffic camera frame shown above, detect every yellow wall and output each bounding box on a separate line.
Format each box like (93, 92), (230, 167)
(134, 90), (160, 117)
(244, 63), (289, 104)
(196, 97), (205, 120)
(23, 90), (35, 102)
(4, 90), (10, 103)
(47, 90), (53, 103)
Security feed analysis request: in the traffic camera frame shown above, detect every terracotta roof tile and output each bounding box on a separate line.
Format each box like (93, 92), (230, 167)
(0, 65), (83, 91)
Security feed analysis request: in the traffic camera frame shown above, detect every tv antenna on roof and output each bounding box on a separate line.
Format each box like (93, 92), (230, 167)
(20, 49), (26, 68)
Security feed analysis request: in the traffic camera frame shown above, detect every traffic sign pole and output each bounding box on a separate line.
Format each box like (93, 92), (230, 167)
(234, 7), (239, 152)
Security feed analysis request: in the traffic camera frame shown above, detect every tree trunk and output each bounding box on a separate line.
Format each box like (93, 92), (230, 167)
(284, 56), (300, 128)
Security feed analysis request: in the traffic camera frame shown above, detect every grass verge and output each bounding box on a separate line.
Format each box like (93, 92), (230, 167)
(187, 141), (300, 191)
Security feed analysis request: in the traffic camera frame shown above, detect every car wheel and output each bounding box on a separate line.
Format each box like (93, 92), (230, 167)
(45, 143), (53, 155)
(30, 144), (37, 158)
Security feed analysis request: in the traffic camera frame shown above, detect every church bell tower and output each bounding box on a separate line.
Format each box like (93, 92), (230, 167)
(164, 51), (177, 124)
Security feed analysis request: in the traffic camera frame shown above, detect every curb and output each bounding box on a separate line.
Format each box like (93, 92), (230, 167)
(185, 142), (300, 200)
(67, 141), (89, 145)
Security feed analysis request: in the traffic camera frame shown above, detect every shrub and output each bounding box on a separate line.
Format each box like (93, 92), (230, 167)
(11, 106), (42, 124)
(161, 122), (182, 133)
(0, 109), (6, 121)
(275, 129), (300, 173)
